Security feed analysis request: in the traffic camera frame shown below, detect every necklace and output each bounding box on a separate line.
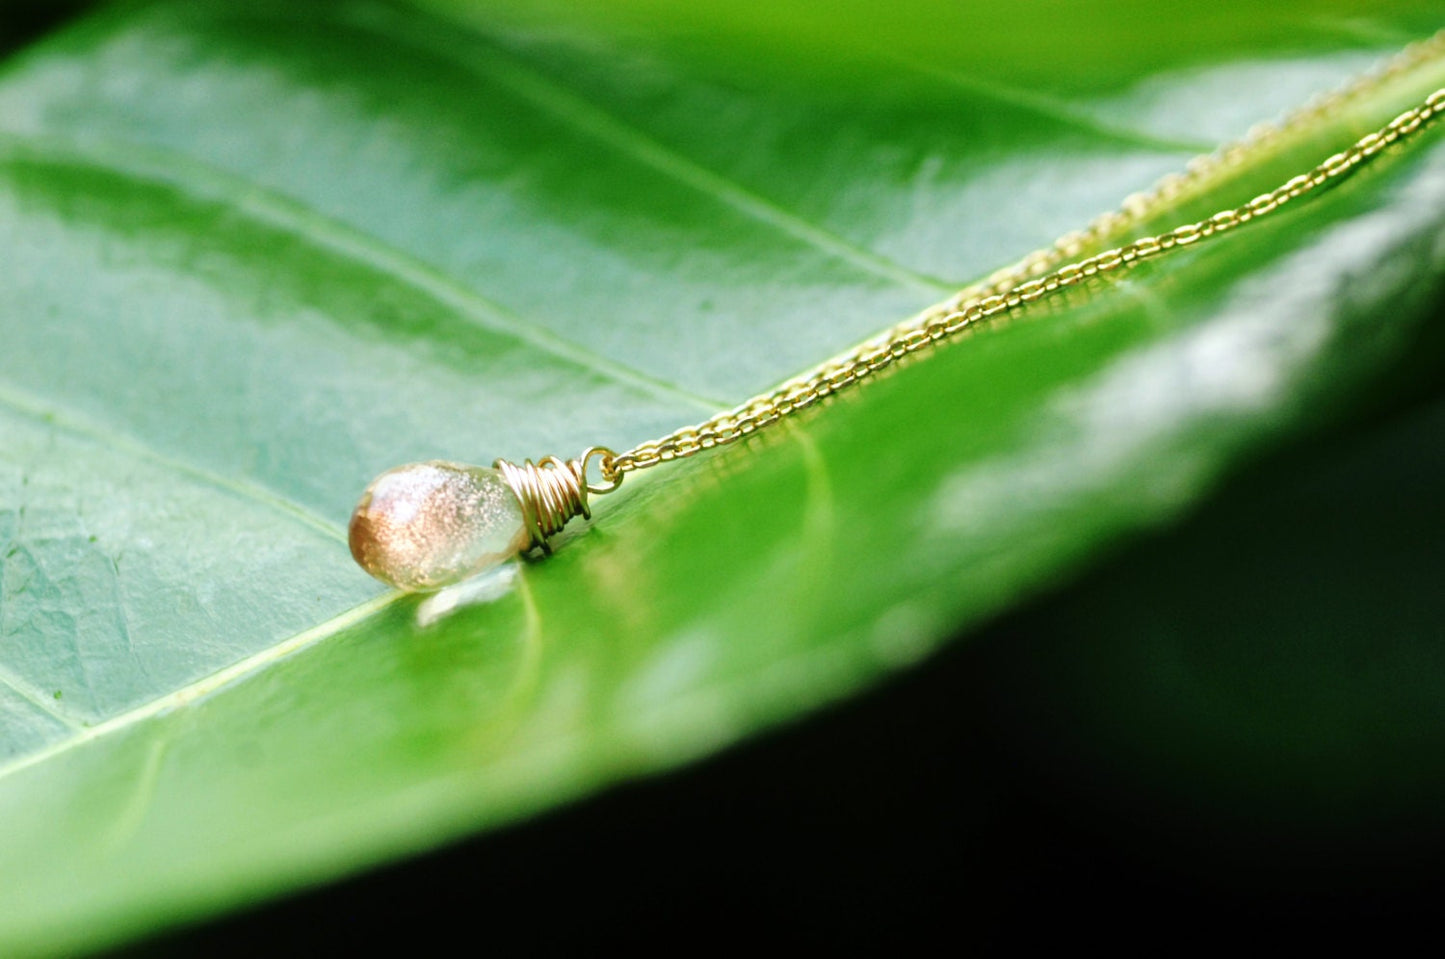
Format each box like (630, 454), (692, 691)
(349, 31), (1445, 593)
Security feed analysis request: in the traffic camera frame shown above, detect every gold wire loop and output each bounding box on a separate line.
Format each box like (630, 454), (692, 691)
(493, 448), (624, 552)
(580, 446), (623, 495)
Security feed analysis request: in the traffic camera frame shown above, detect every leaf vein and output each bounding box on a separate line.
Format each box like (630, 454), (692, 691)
(896, 58), (1218, 156)
(0, 379), (347, 544)
(0, 664), (85, 731)
(341, 4), (959, 296)
(0, 591), (403, 782)
(0, 133), (728, 415)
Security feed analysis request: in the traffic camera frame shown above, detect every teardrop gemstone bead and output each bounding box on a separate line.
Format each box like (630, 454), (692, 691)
(349, 461), (529, 592)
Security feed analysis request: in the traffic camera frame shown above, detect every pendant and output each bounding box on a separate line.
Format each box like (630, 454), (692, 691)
(349, 450), (617, 592)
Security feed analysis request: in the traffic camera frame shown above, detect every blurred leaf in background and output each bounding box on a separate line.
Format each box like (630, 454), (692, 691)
(0, 0), (1442, 953)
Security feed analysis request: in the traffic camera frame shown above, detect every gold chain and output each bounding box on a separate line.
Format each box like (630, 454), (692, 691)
(353, 30), (1445, 590)
(598, 31), (1445, 486)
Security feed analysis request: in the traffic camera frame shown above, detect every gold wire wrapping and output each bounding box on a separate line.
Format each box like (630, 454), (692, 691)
(495, 450), (621, 552)
(495, 456), (590, 552)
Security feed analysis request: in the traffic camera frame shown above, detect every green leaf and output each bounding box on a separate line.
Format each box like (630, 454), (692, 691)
(0, 0), (1441, 951)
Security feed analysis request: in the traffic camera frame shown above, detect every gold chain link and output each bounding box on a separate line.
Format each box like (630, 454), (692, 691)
(601, 32), (1445, 483)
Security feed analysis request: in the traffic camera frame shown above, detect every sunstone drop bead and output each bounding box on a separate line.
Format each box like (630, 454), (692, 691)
(349, 461), (530, 592)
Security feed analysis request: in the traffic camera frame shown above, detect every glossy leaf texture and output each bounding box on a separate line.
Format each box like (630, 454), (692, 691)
(0, 0), (1442, 952)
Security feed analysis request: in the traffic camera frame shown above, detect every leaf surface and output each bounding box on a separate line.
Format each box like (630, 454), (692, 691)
(0, 1), (1442, 952)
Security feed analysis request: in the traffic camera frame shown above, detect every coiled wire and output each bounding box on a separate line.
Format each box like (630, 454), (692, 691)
(495, 455), (592, 552)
